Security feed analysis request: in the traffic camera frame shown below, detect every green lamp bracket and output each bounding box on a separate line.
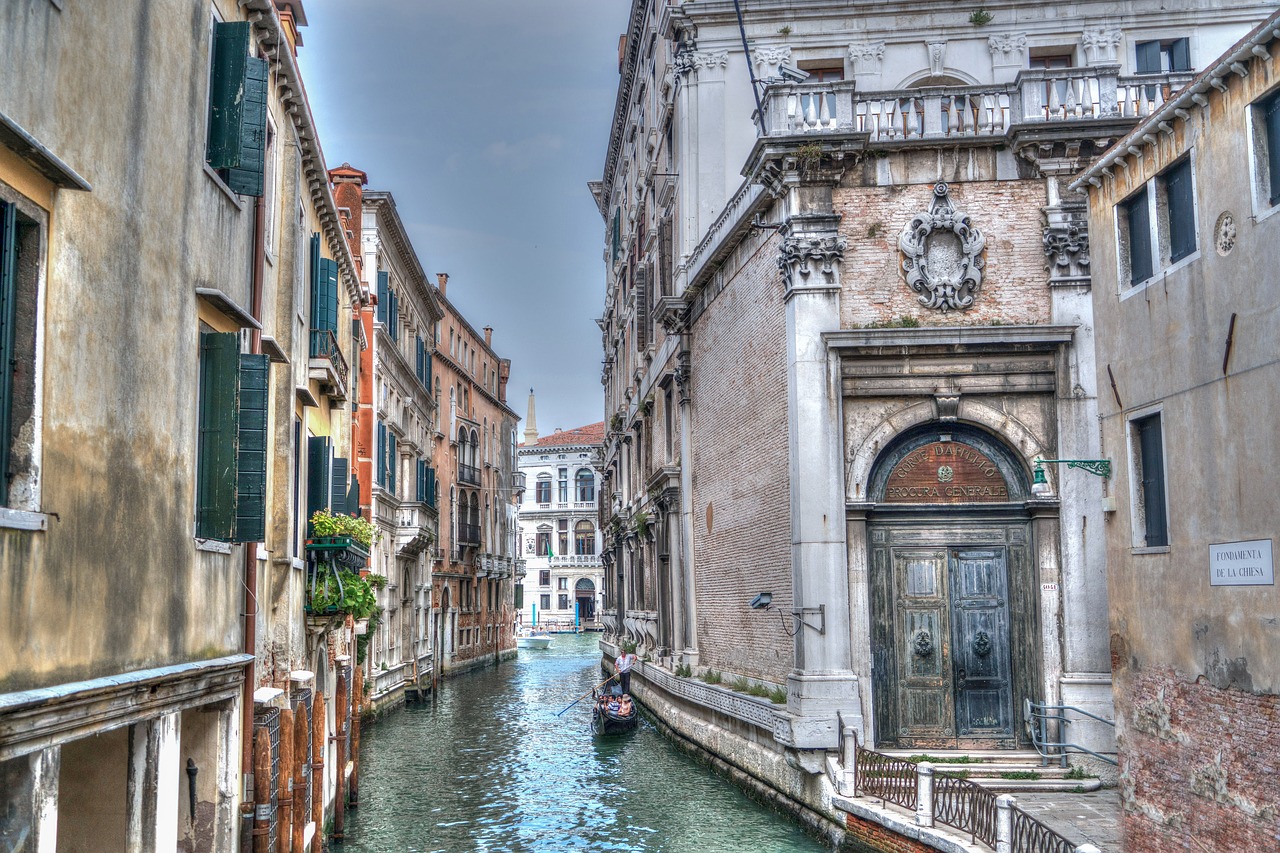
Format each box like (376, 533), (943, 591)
(1033, 458), (1112, 483)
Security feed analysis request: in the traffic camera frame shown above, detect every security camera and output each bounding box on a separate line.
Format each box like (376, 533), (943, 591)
(750, 592), (773, 610)
(778, 65), (810, 83)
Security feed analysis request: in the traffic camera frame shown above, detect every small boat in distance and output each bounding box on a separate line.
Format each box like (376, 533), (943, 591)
(516, 629), (553, 650)
(591, 686), (638, 735)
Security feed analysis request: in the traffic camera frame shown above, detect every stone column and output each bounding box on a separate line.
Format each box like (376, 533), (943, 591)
(675, 44), (698, 283)
(778, 176), (862, 750)
(675, 349), (699, 666)
(126, 712), (181, 853)
(692, 51), (729, 234)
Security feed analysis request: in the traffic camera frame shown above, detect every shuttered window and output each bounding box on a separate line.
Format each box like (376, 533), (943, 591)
(1122, 186), (1152, 285)
(306, 435), (331, 528)
(196, 332), (269, 541)
(331, 456), (349, 516)
(376, 421), (387, 486)
(0, 202), (17, 507)
(388, 432), (397, 495)
(206, 21), (266, 197)
(1163, 158), (1196, 263)
(1265, 92), (1280, 205)
(1134, 414), (1168, 548)
(376, 271), (389, 324)
(311, 256), (338, 333)
(426, 466), (437, 508)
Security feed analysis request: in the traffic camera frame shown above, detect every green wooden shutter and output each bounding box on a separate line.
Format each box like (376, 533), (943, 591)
(376, 421), (386, 486)
(197, 332), (241, 540)
(1125, 187), (1152, 284)
(376, 272), (388, 324)
(1165, 158), (1196, 263)
(306, 435), (331, 528)
(331, 456), (349, 515)
(1135, 40), (1161, 74)
(207, 22), (251, 169)
(1171, 38), (1190, 72)
(309, 233), (321, 328)
(234, 353), (269, 542)
(347, 471), (361, 517)
(427, 466), (436, 509)
(0, 202), (16, 507)
(224, 55), (267, 196)
(388, 432), (397, 495)
(314, 257), (338, 333)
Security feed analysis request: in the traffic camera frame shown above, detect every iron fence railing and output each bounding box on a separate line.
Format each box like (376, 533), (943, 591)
(854, 746), (918, 812)
(933, 770), (999, 847)
(851, 741), (1099, 853)
(1025, 698), (1118, 766)
(457, 462), (481, 486)
(309, 328), (349, 388)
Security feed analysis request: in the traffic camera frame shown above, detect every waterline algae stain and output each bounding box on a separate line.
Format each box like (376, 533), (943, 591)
(335, 634), (825, 852)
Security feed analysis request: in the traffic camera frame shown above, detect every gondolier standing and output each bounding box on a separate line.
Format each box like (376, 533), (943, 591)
(616, 645), (637, 694)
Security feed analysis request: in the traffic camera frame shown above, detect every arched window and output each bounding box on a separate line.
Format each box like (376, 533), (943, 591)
(575, 469), (595, 502)
(574, 520), (595, 555)
(469, 429), (479, 468)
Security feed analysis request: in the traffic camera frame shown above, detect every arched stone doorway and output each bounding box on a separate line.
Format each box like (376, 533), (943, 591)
(866, 423), (1039, 749)
(575, 578), (596, 622)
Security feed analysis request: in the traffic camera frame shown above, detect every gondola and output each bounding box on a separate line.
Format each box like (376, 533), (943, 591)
(591, 686), (638, 735)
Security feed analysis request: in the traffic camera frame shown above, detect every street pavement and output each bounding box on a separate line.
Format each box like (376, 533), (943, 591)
(1014, 790), (1122, 851)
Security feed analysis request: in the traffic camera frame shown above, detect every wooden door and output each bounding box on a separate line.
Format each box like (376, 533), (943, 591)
(893, 549), (955, 745)
(949, 548), (1014, 745)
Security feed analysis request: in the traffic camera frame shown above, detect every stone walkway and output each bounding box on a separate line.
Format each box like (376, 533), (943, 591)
(1014, 790), (1122, 852)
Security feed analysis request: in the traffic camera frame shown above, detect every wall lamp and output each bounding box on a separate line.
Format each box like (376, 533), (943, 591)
(750, 592), (825, 636)
(1031, 458), (1112, 497)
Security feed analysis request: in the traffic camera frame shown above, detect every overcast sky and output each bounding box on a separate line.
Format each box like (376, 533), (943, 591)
(297, 0), (627, 435)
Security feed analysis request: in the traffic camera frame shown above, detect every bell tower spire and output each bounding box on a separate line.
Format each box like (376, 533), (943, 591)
(523, 387), (539, 446)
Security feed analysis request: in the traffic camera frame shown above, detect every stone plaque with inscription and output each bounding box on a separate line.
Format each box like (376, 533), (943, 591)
(884, 441), (1010, 503)
(1209, 539), (1274, 586)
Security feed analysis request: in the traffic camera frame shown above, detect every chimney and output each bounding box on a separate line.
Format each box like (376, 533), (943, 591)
(483, 326), (493, 347)
(436, 273), (448, 297)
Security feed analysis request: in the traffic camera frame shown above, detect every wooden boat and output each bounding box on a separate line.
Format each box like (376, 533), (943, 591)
(516, 629), (553, 649)
(591, 687), (638, 735)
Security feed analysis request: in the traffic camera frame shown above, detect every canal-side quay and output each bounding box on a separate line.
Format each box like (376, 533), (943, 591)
(336, 634), (824, 852)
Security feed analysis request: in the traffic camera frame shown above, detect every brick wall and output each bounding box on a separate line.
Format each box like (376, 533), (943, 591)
(833, 180), (1051, 328)
(1117, 666), (1280, 852)
(688, 233), (794, 683)
(844, 813), (935, 853)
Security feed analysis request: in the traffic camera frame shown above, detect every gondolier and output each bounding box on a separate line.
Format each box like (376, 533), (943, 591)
(615, 645), (637, 694)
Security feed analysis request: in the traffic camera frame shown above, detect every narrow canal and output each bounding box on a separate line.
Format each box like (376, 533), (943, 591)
(336, 633), (827, 852)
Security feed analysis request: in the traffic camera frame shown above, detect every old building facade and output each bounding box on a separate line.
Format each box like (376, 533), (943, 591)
(430, 275), (521, 675)
(1076, 12), (1280, 850)
(0, 1), (371, 849)
(516, 398), (606, 632)
(595, 0), (1274, 841)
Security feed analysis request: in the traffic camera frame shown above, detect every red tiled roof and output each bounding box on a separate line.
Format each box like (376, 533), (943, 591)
(524, 421), (606, 448)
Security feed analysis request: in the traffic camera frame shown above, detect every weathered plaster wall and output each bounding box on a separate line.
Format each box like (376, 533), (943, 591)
(1086, 34), (1280, 849)
(0, 0), (253, 692)
(688, 232), (794, 684)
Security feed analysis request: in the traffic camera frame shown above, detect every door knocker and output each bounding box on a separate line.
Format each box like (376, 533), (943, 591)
(973, 630), (992, 658)
(913, 629), (934, 658)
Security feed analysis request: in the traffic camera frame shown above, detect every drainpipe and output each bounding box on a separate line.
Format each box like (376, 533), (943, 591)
(241, 187), (267, 850)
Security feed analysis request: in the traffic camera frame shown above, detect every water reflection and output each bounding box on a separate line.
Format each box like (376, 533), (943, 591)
(337, 633), (825, 852)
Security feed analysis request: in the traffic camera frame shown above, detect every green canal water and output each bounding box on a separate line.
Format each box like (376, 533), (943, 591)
(335, 633), (827, 852)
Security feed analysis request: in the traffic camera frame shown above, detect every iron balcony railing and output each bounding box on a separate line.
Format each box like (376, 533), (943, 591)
(457, 462), (481, 486)
(309, 328), (349, 388)
(457, 522), (481, 546)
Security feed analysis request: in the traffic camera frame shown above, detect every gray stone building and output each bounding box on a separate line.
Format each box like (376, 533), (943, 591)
(594, 0), (1273, 843)
(1074, 11), (1280, 851)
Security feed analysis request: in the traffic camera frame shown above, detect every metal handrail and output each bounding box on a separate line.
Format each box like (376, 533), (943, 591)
(1024, 698), (1118, 766)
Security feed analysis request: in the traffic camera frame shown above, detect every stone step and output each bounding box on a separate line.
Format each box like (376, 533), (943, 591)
(879, 749), (1044, 763)
(972, 777), (1104, 794)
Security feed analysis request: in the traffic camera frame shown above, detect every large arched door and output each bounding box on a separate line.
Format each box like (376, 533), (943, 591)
(867, 424), (1038, 749)
(575, 578), (596, 622)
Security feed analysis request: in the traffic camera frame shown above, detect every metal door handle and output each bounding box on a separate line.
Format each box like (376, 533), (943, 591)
(956, 667), (966, 682)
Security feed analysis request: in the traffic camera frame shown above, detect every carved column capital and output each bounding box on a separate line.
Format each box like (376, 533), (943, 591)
(1043, 220), (1091, 285)
(778, 233), (846, 293)
(674, 351), (692, 404)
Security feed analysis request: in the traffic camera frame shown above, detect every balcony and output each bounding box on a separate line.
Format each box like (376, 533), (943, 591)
(395, 501), (435, 558)
(305, 535), (369, 570)
(759, 66), (1196, 144)
(457, 463), (481, 487)
(458, 522), (481, 547)
(308, 328), (349, 400)
(549, 554), (599, 568)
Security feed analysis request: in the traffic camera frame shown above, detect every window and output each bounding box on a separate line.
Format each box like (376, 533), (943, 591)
(1251, 89), (1280, 208)
(536, 475), (551, 504)
(539, 569), (550, 586)
(196, 331), (268, 541)
(1117, 155), (1197, 288)
(575, 521), (595, 555)
(1130, 413), (1169, 548)
(558, 577), (568, 591)
(558, 594), (570, 610)
(557, 467), (568, 503)
(540, 594), (551, 610)
(575, 469), (595, 502)
(797, 66), (844, 124)
(206, 21), (267, 196)
(558, 518), (569, 555)
(1136, 38), (1190, 74)
(0, 195), (42, 512)
(536, 529), (551, 557)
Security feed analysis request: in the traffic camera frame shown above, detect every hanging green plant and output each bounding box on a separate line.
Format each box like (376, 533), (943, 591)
(310, 508), (379, 549)
(308, 568), (379, 620)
